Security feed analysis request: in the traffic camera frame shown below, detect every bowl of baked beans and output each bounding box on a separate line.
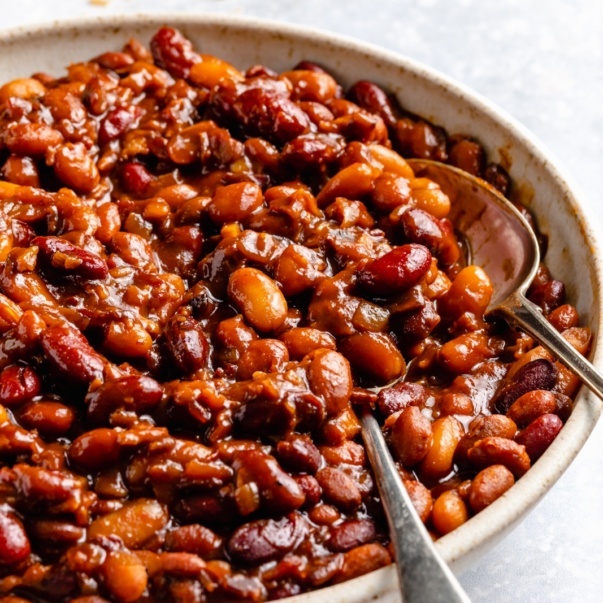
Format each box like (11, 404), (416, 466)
(0, 14), (600, 603)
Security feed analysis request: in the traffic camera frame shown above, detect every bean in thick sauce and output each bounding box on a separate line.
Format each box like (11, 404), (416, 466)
(0, 26), (591, 602)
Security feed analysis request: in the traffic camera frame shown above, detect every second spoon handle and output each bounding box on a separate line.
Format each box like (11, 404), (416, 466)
(360, 412), (471, 603)
(497, 291), (603, 400)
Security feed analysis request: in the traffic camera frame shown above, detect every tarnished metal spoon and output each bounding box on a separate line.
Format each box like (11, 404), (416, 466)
(361, 158), (603, 603)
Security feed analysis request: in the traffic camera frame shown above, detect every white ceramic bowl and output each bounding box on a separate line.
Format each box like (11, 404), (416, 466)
(0, 14), (601, 603)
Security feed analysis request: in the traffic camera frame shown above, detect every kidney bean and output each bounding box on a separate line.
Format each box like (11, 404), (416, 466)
(347, 80), (398, 128)
(432, 489), (468, 535)
(516, 413), (564, 461)
(295, 474), (322, 508)
(228, 267), (288, 333)
(101, 549), (148, 603)
(150, 26), (200, 79)
(86, 375), (163, 424)
(377, 381), (427, 417)
(227, 512), (306, 565)
(493, 358), (558, 414)
(357, 244), (432, 297)
(328, 519), (377, 552)
(33, 236), (108, 281)
(333, 543), (392, 584)
(528, 279), (565, 314)
(98, 105), (142, 146)
(234, 449), (306, 514)
(316, 467), (362, 511)
(233, 88), (311, 145)
(467, 436), (531, 477)
(339, 332), (405, 385)
(395, 118), (448, 162)
(306, 349), (353, 416)
(468, 464), (515, 513)
(163, 315), (210, 375)
(0, 508), (31, 564)
(69, 428), (120, 472)
(120, 161), (155, 196)
(19, 401), (75, 437)
(391, 406), (433, 467)
(233, 397), (297, 437)
(40, 325), (105, 384)
(276, 434), (322, 474)
(0, 364), (41, 407)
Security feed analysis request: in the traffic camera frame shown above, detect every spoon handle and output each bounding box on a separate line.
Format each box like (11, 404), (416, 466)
(360, 412), (472, 603)
(498, 292), (603, 400)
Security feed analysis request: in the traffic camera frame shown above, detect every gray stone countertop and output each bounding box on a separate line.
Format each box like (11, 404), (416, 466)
(1, 1), (602, 601)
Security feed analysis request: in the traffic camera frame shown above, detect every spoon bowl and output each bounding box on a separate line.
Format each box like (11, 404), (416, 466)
(408, 158), (603, 402)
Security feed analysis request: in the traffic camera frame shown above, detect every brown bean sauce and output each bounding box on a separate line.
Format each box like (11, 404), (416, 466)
(0, 27), (590, 602)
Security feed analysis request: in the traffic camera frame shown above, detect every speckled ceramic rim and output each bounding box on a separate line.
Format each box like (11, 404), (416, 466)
(1, 13), (601, 602)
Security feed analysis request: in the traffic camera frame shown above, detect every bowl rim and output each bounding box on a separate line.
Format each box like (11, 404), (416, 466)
(0, 11), (601, 599)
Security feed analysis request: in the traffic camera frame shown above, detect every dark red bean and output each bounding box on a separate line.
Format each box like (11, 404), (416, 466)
(516, 414), (563, 461)
(357, 244), (432, 296)
(448, 137), (485, 176)
(391, 301), (441, 345)
(0, 364), (41, 407)
(98, 105), (142, 146)
(150, 26), (199, 79)
(40, 325), (105, 384)
(483, 163), (511, 196)
(233, 88), (311, 145)
(276, 434), (322, 474)
(377, 381), (428, 416)
(328, 519), (376, 552)
(528, 280), (566, 314)
(294, 474), (322, 507)
(347, 80), (398, 128)
(86, 375), (163, 423)
(493, 359), (558, 414)
(33, 236), (109, 281)
(227, 512), (306, 565)
(121, 162), (155, 196)
(164, 315), (210, 375)
(0, 509), (31, 564)
(233, 398), (297, 438)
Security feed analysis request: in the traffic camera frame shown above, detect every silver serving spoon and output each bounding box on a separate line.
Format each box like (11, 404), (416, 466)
(361, 158), (603, 603)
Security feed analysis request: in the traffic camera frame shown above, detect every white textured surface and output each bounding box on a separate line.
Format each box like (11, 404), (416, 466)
(2, 2), (603, 602)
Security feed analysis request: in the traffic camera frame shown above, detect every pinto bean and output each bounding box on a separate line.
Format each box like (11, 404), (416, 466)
(316, 467), (362, 511)
(391, 406), (433, 466)
(306, 349), (353, 416)
(468, 465), (515, 513)
(228, 267), (288, 333)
